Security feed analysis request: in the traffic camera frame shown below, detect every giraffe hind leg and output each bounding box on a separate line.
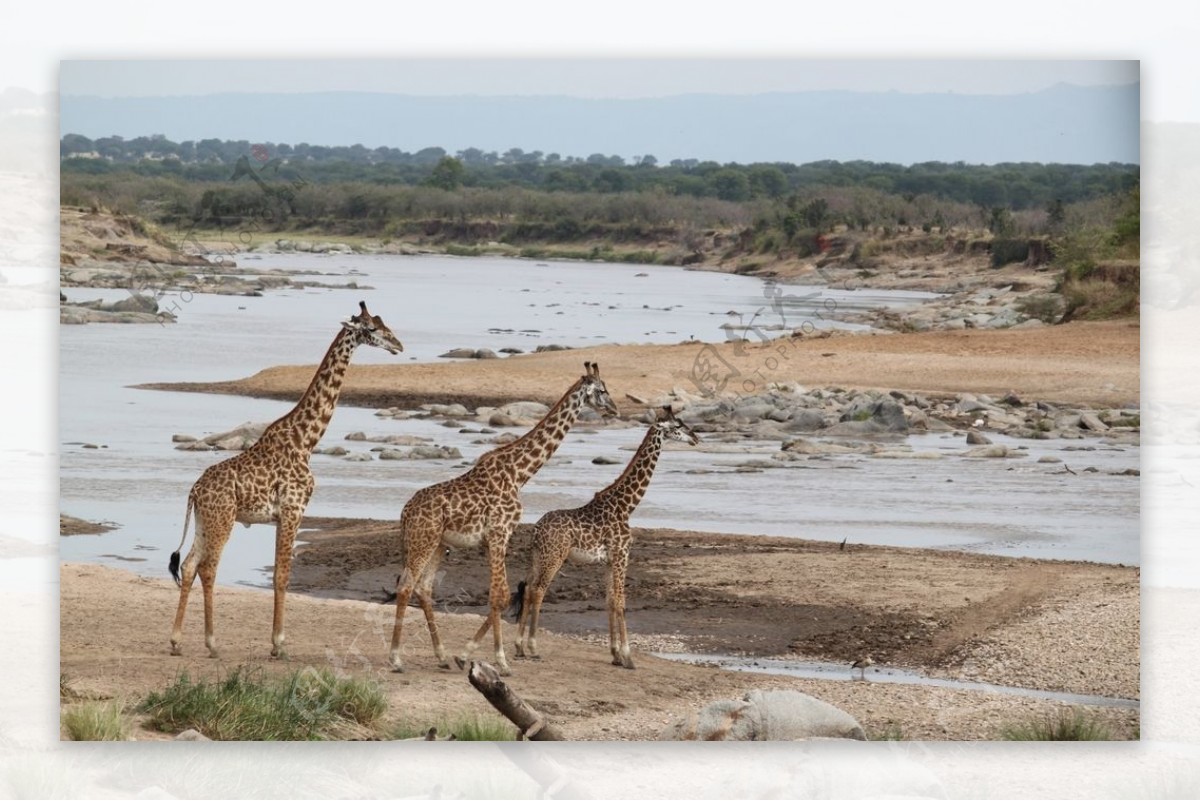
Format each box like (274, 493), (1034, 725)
(169, 547), (200, 655)
(457, 540), (511, 675)
(415, 553), (450, 669)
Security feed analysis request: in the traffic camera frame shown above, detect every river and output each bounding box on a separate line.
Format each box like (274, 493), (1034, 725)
(59, 253), (1138, 589)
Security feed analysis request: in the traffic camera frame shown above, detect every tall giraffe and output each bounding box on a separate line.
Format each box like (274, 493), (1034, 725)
(168, 301), (403, 659)
(388, 361), (619, 676)
(513, 406), (699, 669)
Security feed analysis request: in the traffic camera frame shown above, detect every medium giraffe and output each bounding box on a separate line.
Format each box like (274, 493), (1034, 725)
(168, 301), (403, 659)
(514, 406), (699, 669)
(388, 361), (619, 675)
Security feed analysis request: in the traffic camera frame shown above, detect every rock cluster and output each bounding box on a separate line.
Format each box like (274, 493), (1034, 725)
(848, 285), (1059, 332)
(637, 383), (1139, 445)
(173, 422), (268, 451)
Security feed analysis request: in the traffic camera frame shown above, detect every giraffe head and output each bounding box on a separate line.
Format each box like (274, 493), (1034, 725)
(653, 405), (701, 446)
(342, 301), (404, 354)
(581, 361), (619, 418)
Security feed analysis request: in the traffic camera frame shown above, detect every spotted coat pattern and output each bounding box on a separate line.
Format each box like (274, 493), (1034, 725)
(388, 361), (618, 676)
(168, 302), (402, 659)
(514, 407), (700, 668)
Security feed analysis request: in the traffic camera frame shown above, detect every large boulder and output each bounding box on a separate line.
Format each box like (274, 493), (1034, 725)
(837, 396), (908, 433)
(107, 293), (160, 314)
(660, 689), (866, 741)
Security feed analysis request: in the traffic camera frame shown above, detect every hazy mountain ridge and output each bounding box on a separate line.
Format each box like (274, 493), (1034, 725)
(60, 83), (1139, 166)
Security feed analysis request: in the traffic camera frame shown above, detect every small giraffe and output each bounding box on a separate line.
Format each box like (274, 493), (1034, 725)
(514, 406), (700, 669)
(388, 361), (619, 676)
(168, 301), (403, 659)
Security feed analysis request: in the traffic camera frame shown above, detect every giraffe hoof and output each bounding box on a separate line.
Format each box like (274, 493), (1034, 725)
(271, 649), (288, 661)
(169, 644), (182, 656)
(453, 656), (468, 671)
(497, 663), (513, 677)
(208, 650), (221, 660)
(438, 661), (452, 671)
(390, 664), (405, 674)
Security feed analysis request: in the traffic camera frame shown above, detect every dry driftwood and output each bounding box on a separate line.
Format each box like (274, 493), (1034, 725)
(466, 661), (565, 741)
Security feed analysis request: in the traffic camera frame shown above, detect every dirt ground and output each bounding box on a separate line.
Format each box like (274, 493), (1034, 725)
(64, 316), (1141, 742)
(140, 318), (1139, 412)
(60, 520), (1138, 741)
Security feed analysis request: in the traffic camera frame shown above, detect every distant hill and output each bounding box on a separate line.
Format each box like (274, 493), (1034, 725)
(59, 83), (1139, 166)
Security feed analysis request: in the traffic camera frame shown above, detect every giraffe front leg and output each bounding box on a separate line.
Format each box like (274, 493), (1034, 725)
(270, 509), (302, 660)
(611, 560), (634, 670)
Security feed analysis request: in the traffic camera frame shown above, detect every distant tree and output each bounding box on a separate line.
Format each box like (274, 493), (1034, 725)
(1046, 198), (1066, 229)
(426, 156), (465, 190)
(987, 206), (1015, 236)
(413, 146), (447, 166)
(60, 133), (94, 156)
(594, 168), (629, 193)
(457, 147), (487, 166)
(748, 165), (789, 198)
(707, 169), (751, 202)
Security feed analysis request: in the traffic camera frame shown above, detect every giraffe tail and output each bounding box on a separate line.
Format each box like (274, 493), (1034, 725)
(168, 495), (195, 586)
(506, 580), (527, 622)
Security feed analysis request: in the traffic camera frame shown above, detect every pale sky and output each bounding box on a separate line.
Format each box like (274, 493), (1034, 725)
(58, 59), (1137, 99)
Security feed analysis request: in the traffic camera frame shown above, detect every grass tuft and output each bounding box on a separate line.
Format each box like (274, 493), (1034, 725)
(138, 666), (387, 741)
(1001, 708), (1112, 741)
(63, 701), (131, 741)
(387, 712), (516, 741)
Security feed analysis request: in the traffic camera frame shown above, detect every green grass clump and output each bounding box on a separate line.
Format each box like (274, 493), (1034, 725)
(869, 722), (905, 741)
(63, 701), (131, 741)
(1001, 708), (1111, 741)
(138, 667), (387, 741)
(387, 712), (516, 741)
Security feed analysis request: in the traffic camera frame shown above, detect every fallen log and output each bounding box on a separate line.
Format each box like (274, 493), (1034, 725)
(466, 661), (565, 741)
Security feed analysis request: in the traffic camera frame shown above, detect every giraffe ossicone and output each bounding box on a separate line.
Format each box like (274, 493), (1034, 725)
(513, 405), (700, 669)
(167, 301), (402, 659)
(388, 361), (618, 676)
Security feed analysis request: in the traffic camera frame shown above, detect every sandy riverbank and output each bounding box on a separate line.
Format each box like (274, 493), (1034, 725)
(138, 319), (1138, 412)
(60, 519), (1138, 741)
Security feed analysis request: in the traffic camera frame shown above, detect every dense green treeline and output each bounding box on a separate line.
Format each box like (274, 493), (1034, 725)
(61, 133), (1138, 211)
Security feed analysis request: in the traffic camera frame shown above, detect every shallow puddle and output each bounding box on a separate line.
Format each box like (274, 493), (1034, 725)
(652, 652), (1139, 709)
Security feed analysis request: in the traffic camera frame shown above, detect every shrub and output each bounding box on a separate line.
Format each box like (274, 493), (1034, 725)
(1001, 708), (1111, 741)
(138, 667), (387, 741)
(63, 701), (131, 741)
(388, 713), (516, 741)
(1015, 294), (1063, 324)
(991, 238), (1030, 267)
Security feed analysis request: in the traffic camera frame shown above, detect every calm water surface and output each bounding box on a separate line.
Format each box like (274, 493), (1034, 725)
(59, 254), (1138, 588)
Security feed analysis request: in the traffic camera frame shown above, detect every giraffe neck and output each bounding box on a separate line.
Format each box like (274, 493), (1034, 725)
(499, 379), (587, 486)
(264, 328), (358, 454)
(595, 426), (664, 518)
